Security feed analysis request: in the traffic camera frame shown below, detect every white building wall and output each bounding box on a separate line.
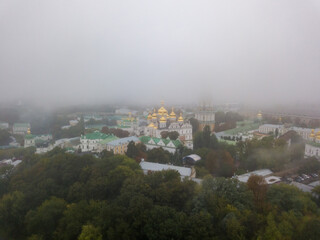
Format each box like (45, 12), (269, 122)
(80, 139), (100, 152)
(305, 144), (320, 159)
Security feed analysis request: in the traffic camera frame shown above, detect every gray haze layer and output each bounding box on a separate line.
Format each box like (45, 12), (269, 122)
(1, 0), (320, 107)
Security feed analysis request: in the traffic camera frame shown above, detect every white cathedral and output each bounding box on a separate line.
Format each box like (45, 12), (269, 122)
(144, 102), (193, 149)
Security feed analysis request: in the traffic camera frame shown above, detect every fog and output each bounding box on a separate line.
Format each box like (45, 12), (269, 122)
(1, 0), (320, 107)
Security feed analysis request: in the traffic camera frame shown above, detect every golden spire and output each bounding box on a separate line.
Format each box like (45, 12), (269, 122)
(147, 112), (152, 120)
(152, 108), (157, 119)
(158, 100), (168, 115)
(178, 113), (184, 122)
(170, 107), (176, 118)
(27, 128), (31, 135)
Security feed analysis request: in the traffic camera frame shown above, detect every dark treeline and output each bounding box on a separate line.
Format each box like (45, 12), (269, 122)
(1, 149), (320, 240)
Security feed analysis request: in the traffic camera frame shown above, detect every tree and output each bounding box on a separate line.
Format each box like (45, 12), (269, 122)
(160, 131), (169, 139)
(168, 131), (179, 140)
(78, 224), (102, 240)
(299, 218), (320, 240)
(0, 191), (26, 238)
(100, 149), (114, 159)
(143, 206), (187, 240)
(215, 111), (226, 124)
(247, 175), (267, 211)
(54, 201), (100, 240)
(194, 131), (204, 149)
(312, 185), (320, 205)
(147, 148), (171, 164)
(299, 157), (320, 174)
(267, 184), (317, 214)
(0, 129), (10, 145)
(126, 141), (139, 158)
(101, 127), (129, 138)
(25, 197), (67, 239)
(205, 150), (235, 177)
(203, 125), (211, 148)
(189, 117), (199, 133)
(194, 126), (218, 150)
(260, 213), (283, 240)
(275, 128), (279, 138)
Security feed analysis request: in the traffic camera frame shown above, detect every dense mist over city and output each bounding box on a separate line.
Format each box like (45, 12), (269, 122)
(1, 0), (320, 107)
(3, 2), (320, 239)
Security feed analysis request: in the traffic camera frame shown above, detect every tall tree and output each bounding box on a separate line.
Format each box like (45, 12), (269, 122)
(247, 175), (267, 211)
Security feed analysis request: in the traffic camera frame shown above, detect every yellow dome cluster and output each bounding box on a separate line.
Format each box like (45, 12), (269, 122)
(147, 101), (185, 124)
(309, 129), (320, 140)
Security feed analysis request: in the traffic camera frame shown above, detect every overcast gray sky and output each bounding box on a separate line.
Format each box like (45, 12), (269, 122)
(1, 0), (320, 107)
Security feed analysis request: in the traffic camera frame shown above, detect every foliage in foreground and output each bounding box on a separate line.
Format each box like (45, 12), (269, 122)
(0, 151), (320, 240)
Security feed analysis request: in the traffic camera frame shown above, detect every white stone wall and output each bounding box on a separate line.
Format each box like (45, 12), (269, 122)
(80, 139), (100, 152)
(258, 124), (287, 135)
(24, 139), (35, 148)
(305, 144), (320, 159)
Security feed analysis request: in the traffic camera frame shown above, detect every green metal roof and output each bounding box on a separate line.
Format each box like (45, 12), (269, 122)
(99, 135), (119, 144)
(81, 131), (110, 140)
(24, 134), (35, 140)
(13, 123), (30, 128)
(139, 136), (181, 148)
(223, 121), (260, 135)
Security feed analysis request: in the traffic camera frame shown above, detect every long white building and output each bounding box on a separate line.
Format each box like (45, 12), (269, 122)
(258, 124), (287, 135)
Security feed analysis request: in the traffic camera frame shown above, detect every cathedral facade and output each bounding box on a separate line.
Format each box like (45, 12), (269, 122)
(144, 102), (193, 149)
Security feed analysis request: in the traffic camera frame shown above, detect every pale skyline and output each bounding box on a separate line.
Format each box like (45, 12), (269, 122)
(1, 0), (320, 107)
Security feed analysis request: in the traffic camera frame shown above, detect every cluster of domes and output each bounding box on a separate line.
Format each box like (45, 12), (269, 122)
(147, 101), (183, 124)
(310, 129), (320, 140)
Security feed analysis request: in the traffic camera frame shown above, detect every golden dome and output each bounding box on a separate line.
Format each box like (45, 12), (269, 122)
(257, 111), (262, 119)
(160, 115), (166, 123)
(152, 109), (157, 119)
(158, 106), (168, 115)
(148, 122), (155, 128)
(170, 107), (176, 118)
(147, 112), (152, 120)
(27, 128), (31, 135)
(310, 129), (315, 138)
(158, 101), (168, 115)
(178, 113), (184, 122)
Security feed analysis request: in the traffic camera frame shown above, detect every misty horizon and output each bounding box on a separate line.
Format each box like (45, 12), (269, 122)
(1, 0), (320, 107)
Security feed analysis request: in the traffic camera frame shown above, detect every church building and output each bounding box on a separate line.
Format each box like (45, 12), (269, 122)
(144, 101), (193, 149)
